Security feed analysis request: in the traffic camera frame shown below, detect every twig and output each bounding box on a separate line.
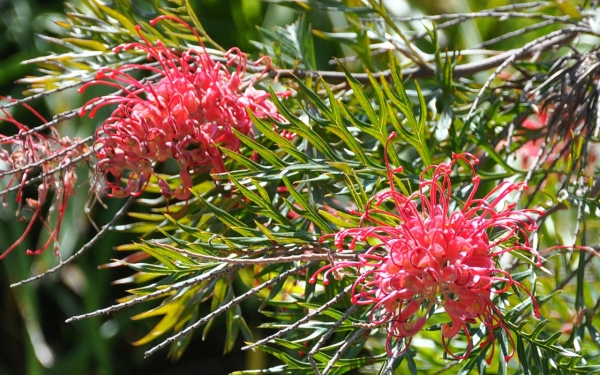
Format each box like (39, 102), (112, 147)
(551, 253), (595, 295)
(65, 262), (244, 321)
(321, 328), (367, 375)
(10, 195), (136, 287)
(158, 242), (358, 264)
(0, 136), (93, 179)
(267, 29), (577, 85)
(143, 261), (315, 357)
(471, 19), (557, 49)
(0, 149), (95, 200)
(307, 304), (358, 375)
(242, 284), (353, 350)
(466, 28), (580, 124)
(3, 59), (162, 109)
(385, 11), (571, 23)
(1, 70), (163, 144)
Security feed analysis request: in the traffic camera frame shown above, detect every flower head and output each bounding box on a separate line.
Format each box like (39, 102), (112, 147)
(312, 143), (542, 360)
(80, 16), (289, 200)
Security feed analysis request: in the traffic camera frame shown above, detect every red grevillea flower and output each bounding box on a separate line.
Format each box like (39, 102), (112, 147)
(312, 144), (542, 361)
(0, 99), (89, 258)
(79, 16), (290, 200)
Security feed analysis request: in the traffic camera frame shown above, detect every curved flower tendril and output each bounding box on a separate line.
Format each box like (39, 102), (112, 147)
(0, 98), (89, 258)
(79, 15), (291, 201)
(312, 137), (543, 362)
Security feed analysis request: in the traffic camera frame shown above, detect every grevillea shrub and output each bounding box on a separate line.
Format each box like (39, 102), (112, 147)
(313, 149), (542, 360)
(2, 1), (600, 374)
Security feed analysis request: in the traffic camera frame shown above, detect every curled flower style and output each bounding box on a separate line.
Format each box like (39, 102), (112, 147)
(312, 144), (542, 361)
(0, 99), (90, 258)
(79, 15), (290, 200)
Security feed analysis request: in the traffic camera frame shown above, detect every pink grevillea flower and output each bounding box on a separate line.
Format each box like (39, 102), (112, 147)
(518, 111), (557, 169)
(0, 99), (89, 258)
(311, 146), (542, 362)
(518, 110), (598, 171)
(79, 16), (290, 201)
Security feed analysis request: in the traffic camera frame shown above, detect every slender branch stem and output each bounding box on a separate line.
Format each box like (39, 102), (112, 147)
(158, 242), (357, 264)
(242, 284), (354, 351)
(65, 262), (244, 321)
(144, 261), (315, 357)
(307, 304), (358, 375)
(0, 136), (93, 179)
(321, 328), (367, 375)
(10, 195), (136, 287)
(466, 28), (580, 123)
(267, 30), (577, 85)
(382, 10), (571, 23)
(0, 149), (95, 200)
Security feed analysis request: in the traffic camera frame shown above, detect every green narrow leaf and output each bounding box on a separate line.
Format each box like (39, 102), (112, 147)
(143, 238), (198, 266)
(224, 287), (240, 354)
(587, 321), (600, 345)
(380, 55), (431, 166)
(516, 336), (531, 375)
(282, 176), (334, 233)
(298, 77), (372, 166)
(211, 277), (228, 312)
(91, 0), (138, 34)
(232, 128), (287, 168)
(297, 14), (317, 70)
(268, 88), (339, 162)
(249, 109), (310, 163)
(338, 63), (378, 127)
(183, 0), (224, 51)
(405, 351), (417, 375)
(220, 147), (265, 172)
(191, 191), (260, 237)
(229, 175), (292, 226)
(322, 87), (372, 167)
(412, 81), (433, 167)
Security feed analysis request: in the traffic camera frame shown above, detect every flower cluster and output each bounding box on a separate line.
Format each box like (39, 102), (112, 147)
(313, 151), (542, 360)
(0, 99), (89, 258)
(80, 16), (289, 201)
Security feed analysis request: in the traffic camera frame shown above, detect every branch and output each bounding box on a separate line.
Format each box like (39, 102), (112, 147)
(10, 195), (136, 287)
(466, 28), (581, 122)
(158, 242), (358, 264)
(0, 135), (93, 179)
(0, 148), (95, 200)
(65, 262), (244, 321)
(242, 284), (354, 351)
(143, 261), (315, 358)
(266, 29), (578, 84)
(307, 304), (358, 375)
(321, 328), (368, 375)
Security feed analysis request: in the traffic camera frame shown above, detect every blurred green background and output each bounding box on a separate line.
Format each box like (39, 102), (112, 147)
(0, 0), (575, 374)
